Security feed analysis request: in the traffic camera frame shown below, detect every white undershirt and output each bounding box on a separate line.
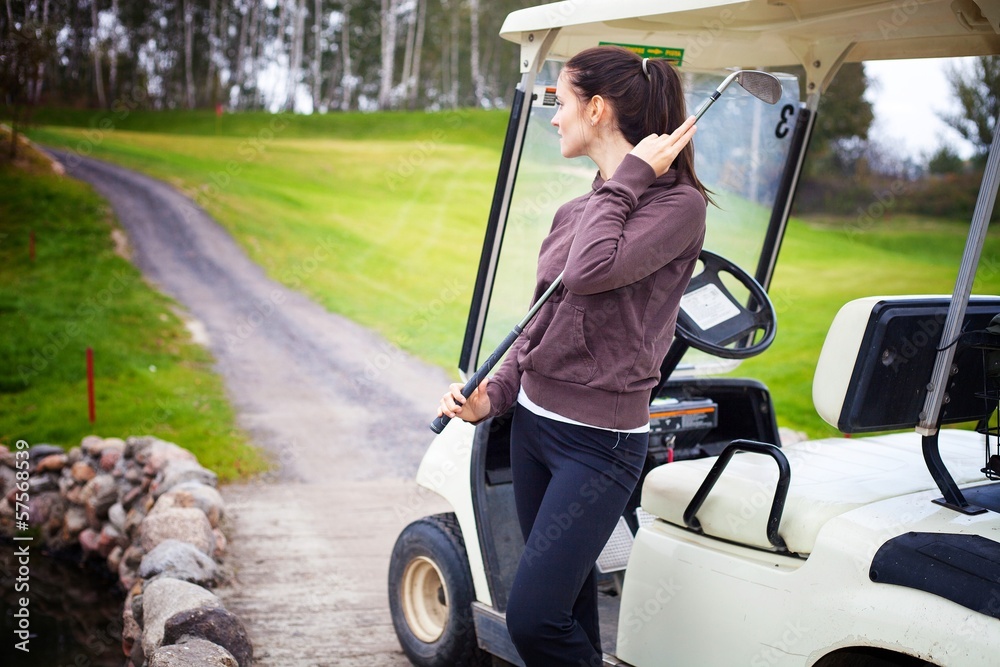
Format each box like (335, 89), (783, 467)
(517, 387), (650, 434)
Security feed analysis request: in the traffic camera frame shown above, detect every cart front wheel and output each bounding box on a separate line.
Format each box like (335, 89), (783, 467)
(389, 513), (488, 666)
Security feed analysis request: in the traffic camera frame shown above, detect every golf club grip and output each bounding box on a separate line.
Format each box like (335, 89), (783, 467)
(429, 327), (522, 433)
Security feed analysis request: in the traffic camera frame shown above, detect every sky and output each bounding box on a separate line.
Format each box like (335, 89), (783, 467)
(863, 56), (979, 161)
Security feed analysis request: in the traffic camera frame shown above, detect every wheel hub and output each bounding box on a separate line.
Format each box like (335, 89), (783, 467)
(401, 555), (449, 643)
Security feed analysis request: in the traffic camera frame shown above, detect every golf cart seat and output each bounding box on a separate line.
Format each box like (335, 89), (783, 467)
(640, 296), (999, 556)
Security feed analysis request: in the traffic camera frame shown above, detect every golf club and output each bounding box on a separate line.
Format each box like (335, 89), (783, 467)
(430, 69), (783, 434)
(693, 70), (783, 121)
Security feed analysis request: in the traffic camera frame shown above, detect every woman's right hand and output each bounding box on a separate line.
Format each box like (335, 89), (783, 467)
(629, 114), (698, 177)
(437, 378), (491, 423)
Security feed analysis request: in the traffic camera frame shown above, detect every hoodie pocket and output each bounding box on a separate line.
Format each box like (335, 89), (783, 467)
(529, 301), (598, 385)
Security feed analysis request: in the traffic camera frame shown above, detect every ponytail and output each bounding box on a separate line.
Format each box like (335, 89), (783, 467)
(564, 46), (712, 204)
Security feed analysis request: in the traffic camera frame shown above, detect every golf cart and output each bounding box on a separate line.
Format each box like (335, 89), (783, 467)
(388, 1), (1000, 665)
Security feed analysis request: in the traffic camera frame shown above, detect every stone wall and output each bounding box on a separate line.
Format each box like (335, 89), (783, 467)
(1, 436), (253, 666)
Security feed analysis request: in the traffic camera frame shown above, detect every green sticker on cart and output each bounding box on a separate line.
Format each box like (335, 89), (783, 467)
(599, 42), (684, 65)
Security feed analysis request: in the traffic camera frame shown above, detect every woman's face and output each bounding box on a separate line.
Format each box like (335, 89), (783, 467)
(551, 70), (591, 159)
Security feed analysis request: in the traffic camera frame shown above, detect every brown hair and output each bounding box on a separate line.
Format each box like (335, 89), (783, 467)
(564, 45), (711, 203)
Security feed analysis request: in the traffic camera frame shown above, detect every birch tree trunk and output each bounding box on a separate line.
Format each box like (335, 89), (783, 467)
(234, 0), (251, 106)
(340, 0), (354, 110)
(204, 0), (217, 103)
(31, 0), (51, 104)
(183, 0), (195, 108)
(448, 0), (459, 108)
(91, 0), (107, 108)
(273, 0), (287, 108)
(106, 0), (118, 100)
(407, 0), (426, 109)
(285, 0), (306, 111)
(311, 0), (323, 110)
(469, 0), (484, 105)
(378, 0), (397, 109)
(400, 6), (415, 104)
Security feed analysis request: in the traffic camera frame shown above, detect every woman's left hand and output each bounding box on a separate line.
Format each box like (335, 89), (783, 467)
(629, 115), (698, 177)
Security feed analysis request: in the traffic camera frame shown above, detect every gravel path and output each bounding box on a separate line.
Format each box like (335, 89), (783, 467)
(54, 151), (455, 665)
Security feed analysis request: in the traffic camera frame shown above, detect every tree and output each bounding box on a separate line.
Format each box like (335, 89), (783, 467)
(806, 62), (875, 176)
(0, 17), (55, 159)
(928, 144), (965, 175)
(377, 0), (397, 108)
(941, 55), (1000, 157)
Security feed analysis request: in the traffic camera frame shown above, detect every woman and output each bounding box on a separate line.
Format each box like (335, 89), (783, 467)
(438, 45), (709, 666)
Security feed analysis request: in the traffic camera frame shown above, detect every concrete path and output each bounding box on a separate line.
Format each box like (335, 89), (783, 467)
(54, 151), (456, 665)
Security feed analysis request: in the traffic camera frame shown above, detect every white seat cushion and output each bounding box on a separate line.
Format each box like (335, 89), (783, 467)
(640, 430), (988, 555)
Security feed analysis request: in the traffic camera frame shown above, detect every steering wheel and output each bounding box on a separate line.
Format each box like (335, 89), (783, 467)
(674, 250), (777, 359)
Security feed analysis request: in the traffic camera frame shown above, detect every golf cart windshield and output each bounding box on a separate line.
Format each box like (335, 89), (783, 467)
(471, 62), (800, 377)
(457, 0), (1000, 385)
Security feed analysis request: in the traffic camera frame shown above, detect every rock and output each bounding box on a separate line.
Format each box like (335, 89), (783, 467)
(158, 482), (225, 527)
(148, 638), (238, 667)
(139, 539), (219, 586)
(98, 523), (122, 557)
(212, 528), (227, 560)
(35, 453), (68, 473)
(132, 593), (145, 627)
(130, 638), (145, 667)
(153, 460), (217, 498)
(61, 506), (88, 541)
(79, 527), (101, 554)
(107, 544), (124, 573)
(123, 466), (143, 483)
(141, 578), (222, 656)
(86, 438), (125, 458)
(27, 444), (64, 463)
(108, 502), (127, 533)
(140, 507), (215, 556)
(125, 435), (158, 460)
(122, 589), (141, 658)
(28, 475), (59, 494)
(139, 439), (197, 472)
(124, 507), (146, 536)
(122, 484), (145, 509)
(100, 447), (122, 472)
(0, 445), (13, 469)
(67, 446), (83, 465)
(119, 544), (145, 589)
(71, 461), (96, 483)
(82, 474), (118, 523)
(0, 466), (16, 497)
(28, 490), (63, 526)
(162, 607), (251, 667)
(81, 435), (105, 456)
(0, 499), (14, 534)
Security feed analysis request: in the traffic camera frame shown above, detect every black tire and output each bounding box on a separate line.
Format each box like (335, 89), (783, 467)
(388, 513), (489, 667)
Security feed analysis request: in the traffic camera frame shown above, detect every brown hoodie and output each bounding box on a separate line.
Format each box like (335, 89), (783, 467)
(485, 153), (707, 430)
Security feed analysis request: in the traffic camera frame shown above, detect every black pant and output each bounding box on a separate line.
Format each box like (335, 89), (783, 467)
(506, 403), (648, 667)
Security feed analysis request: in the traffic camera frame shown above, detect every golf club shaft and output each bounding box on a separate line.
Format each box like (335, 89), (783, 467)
(692, 71), (739, 122)
(430, 274), (563, 433)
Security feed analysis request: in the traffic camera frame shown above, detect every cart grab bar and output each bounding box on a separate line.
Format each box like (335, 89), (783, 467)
(682, 440), (791, 552)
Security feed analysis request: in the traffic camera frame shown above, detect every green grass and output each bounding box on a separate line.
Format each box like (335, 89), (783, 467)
(0, 141), (268, 481)
(739, 214), (1000, 437)
(29, 111), (507, 370)
(25, 106), (509, 145)
(25, 110), (1000, 439)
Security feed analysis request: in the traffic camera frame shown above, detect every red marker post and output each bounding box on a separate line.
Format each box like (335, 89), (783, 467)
(86, 347), (95, 423)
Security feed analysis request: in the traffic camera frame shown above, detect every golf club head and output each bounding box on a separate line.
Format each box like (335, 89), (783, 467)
(692, 69), (781, 122)
(735, 70), (783, 105)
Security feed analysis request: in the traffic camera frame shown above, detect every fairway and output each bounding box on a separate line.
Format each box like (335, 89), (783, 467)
(28, 113), (1000, 438)
(0, 138), (268, 479)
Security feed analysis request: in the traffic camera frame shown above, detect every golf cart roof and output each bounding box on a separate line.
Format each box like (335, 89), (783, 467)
(501, 0), (1000, 90)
